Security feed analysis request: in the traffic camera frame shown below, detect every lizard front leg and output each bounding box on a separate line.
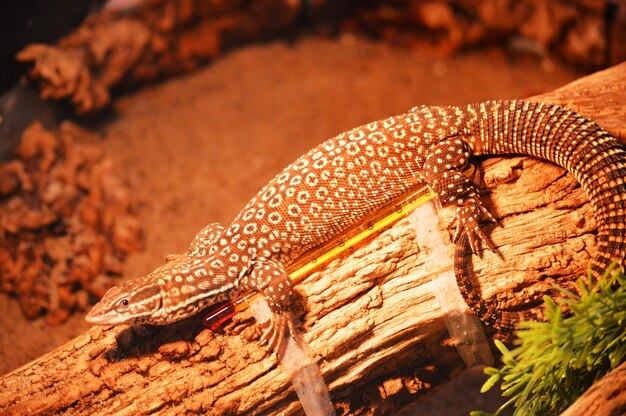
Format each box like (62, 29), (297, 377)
(423, 135), (497, 253)
(243, 259), (299, 357)
(165, 222), (224, 262)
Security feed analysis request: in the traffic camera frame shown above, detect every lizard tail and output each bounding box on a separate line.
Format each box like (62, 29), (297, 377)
(474, 100), (626, 278)
(458, 100), (626, 332)
(454, 233), (545, 332)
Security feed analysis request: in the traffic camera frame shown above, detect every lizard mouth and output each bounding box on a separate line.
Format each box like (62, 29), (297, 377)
(85, 305), (126, 325)
(85, 286), (164, 326)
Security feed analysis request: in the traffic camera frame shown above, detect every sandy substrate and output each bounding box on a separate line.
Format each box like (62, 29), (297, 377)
(0, 36), (581, 413)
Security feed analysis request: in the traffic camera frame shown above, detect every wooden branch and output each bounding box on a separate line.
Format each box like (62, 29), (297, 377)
(1, 62), (625, 415)
(561, 361), (626, 416)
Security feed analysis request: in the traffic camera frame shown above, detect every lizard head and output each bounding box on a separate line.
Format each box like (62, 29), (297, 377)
(86, 276), (163, 325)
(86, 222), (232, 327)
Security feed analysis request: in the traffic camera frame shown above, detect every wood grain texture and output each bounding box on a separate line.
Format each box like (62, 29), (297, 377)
(561, 361), (626, 416)
(1, 62), (624, 415)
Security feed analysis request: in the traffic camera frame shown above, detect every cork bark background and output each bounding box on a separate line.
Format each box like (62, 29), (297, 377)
(14, 0), (626, 114)
(0, 58), (624, 415)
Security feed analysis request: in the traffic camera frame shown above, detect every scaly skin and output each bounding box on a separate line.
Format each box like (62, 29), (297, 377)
(87, 100), (626, 354)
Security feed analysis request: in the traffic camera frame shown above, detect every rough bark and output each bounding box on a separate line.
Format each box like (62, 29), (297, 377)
(344, 0), (615, 67)
(15, 0), (621, 115)
(0, 63), (625, 415)
(561, 360), (626, 416)
(16, 0), (302, 114)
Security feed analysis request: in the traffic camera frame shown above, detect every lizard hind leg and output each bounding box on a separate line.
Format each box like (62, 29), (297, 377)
(423, 135), (497, 254)
(245, 259), (300, 357)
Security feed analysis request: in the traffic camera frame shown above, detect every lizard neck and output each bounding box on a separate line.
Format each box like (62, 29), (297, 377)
(156, 249), (253, 323)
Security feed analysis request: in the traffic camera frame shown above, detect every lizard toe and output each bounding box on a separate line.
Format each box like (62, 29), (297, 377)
(259, 312), (294, 357)
(452, 197), (497, 254)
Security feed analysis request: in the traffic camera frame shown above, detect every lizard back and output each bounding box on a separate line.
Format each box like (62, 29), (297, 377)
(223, 100), (625, 273)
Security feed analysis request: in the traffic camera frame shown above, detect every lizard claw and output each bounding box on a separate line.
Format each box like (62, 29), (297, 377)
(258, 312), (299, 358)
(451, 197), (497, 254)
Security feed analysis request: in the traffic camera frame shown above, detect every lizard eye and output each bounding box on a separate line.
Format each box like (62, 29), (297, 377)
(119, 299), (129, 307)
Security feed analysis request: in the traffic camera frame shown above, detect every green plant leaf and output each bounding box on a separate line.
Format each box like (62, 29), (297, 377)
(481, 373), (501, 393)
(474, 267), (626, 416)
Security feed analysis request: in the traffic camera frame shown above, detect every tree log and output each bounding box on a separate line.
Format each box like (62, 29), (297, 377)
(561, 360), (626, 416)
(1, 62), (625, 415)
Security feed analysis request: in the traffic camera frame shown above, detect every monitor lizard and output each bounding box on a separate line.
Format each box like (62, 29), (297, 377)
(86, 99), (626, 355)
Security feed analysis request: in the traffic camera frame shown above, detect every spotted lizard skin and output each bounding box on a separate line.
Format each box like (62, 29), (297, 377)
(87, 100), (626, 353)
